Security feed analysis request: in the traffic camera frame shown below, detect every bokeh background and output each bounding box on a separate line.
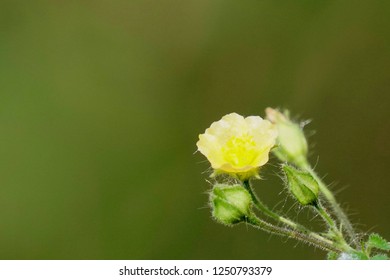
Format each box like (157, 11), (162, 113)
(1, 0), (389, 260)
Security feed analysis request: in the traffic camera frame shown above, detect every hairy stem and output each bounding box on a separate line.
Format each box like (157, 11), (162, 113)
(246, 215), (341, 253)
(242, 180), (333, 246)
(299, 160), (357, 245)
(314, 202), (354, 253)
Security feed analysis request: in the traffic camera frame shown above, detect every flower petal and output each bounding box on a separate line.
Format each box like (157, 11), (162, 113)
(197, 112), (278, 177)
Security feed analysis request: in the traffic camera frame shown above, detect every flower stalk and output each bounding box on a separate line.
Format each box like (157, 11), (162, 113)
(243, 180), (335, 247)
(298, 159), (357, 246)
(246, 215), (341, 253)
(313, 202), (354, 253)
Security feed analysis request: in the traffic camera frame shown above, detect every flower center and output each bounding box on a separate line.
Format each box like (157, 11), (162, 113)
(222, 133), (258, 167)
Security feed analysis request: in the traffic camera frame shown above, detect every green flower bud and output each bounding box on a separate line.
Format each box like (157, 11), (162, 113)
(266, 108), (308, 166)
(210, 184), (252, 225)
(283, 165), (319, 206)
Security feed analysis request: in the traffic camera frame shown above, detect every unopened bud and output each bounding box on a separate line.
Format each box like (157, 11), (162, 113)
(266, 108), (308, 166)
(210, 184), (252, 225)
(283, 165), (319, 206)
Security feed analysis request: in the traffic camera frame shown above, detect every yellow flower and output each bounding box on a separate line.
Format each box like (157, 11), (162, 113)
(196, 113), (277, 180)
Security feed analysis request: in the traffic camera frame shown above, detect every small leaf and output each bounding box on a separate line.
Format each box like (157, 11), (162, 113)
(371, 254), (389, 260)
(367, 233), (390, 251)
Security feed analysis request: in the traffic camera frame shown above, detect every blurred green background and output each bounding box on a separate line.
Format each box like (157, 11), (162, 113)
(1, 0), (389, 259)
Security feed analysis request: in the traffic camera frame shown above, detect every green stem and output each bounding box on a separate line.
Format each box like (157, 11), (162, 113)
(298, 160), (357, 245)
(314, 202), (354, 253)
(315, 202), (337, 231)
(246, 215), (341, 253)
(242, 180), (332, 246)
